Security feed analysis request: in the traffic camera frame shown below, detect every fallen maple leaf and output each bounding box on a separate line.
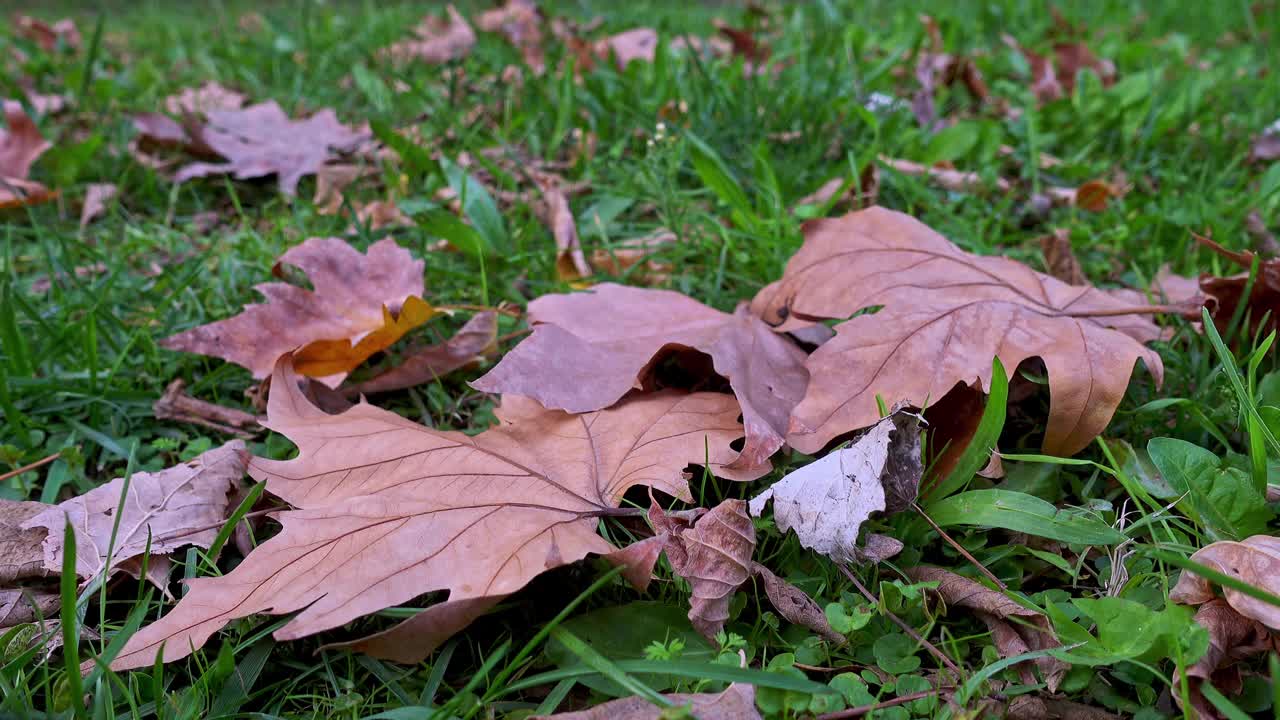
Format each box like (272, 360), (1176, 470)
(79, 183), (118, 228)
(344, 311), (497, 396)
(173, 101), (368, 196)
(473, 283), (809, 474)
(748, 412), (921, 564)
(161, 237), (434, 386)
(312, 163), (375, 214)
(110, 357), (757, 669)
(1171, 534), (1280, 629)
(383, 5), (476, 64)
(20, 441), (246, 590)
(1, 102), (56, 210)
(536, 681), (759, 720)
(0, 588), (58, 628)
(752, 207), (1165, 456)
(905, 566), (1066, 690)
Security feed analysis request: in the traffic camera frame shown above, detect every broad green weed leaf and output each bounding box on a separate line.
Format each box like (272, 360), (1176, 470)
(1147, 438), (1272, 540)
(927, 489), (1125, 545)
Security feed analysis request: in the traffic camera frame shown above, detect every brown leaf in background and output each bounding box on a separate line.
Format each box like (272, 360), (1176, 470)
(1151, 265), (1203, 306)
(880, 156), (1011, 193)
(535, 682), (760, 720)
(906, 566), (1066, 690)
(1003, 35), (1116, 103)
(352, 199), (412, 232)
(161, 237), (433, 386)
(474, 283), (809, 474)
(21, 441), (246, 590)
(1191, 234), (1280, 335)
(344, 311), (498, 396)
(79, 183), (118, 228)
(313, 164), (375, 215)
(794, 163), (879, 213)
(14, 15), (81, 52)
(0, 588), (59, 628)
(1177, 600), (1275, 719)
(534, 175), (592, 280)
(1040, 228), (1088, 285)
(163, 81), (246, 116)
(111, 357), (756, 669)
(590, 230), (676, 285)
(753, 207), (1164, 456)
(1, 102), (55, 210)
(912, 15), (990, 130)
(596, 28), (659, 69)
(173, 101), (368, 196)
(1, 501), (51, 584)
(478, 0), (546, 73)
(1252, 130), (1280, 163)
(1171, 534), (1280, 629)
(748, 412), (921, 563)
(384, 5), (476, 64)
(651, 500), (756, 640)
(753, 563), (843, 643)
(1245, 210), (1280, 256)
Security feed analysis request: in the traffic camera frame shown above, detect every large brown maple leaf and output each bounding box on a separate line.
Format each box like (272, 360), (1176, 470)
(161, 237), (433, 386)
(472, 283), (809, 474)
(173, 100), (366, 196)
(111, 357), (757, 669)
(752, 207), (1164, 456)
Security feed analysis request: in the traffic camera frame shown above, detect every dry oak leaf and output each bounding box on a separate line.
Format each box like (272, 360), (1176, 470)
(650, 500), (756, 640)
(1170, 534), (1280, 630)
(748, 412), (921, 564)
(161, 237), (434, 387)
(383, 5), (476, 64)
(110, 357), (758, 669)
(1175, 599), (1275, 720)
(21, 441), (246, 590)
(344, 311), (498, 396)
(644, 500), (843, 643)
(1183, 234), (1280, 336)
(751, 207), (1164, 456)
(1, 500), (50, 585)
(473, 283), (809, 474)
(905, 566), (1067, 691)
(536, 682), (760, 720)
(1, 102), (55, 210)
(173, 100), (368, 196)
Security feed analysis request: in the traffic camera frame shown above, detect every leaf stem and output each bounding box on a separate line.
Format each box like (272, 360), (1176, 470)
(837, 563), (965, 679)
(913, 502), (1007, 590)
(0, 451), (62, 483)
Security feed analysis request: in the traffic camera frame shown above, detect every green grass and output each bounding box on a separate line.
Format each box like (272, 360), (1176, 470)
(4, 0), (1280, 717)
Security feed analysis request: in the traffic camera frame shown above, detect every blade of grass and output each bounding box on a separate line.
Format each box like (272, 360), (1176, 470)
(60, 520), (87, 720)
